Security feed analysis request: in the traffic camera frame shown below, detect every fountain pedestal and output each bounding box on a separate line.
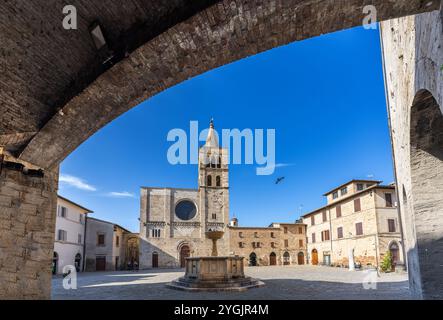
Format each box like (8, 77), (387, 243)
(167, 231), (264, 292)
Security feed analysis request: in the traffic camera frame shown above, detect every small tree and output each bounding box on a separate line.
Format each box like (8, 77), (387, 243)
(380, 251), (393, 273)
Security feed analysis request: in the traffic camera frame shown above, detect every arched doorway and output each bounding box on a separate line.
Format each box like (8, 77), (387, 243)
(311, 249), (319, 265)
(52, 252), (58, 275)
(249, 253), (257, 266)
(410, 90), (443, 298)
(298, 252), (305, 265)
(269, 252), (277, 266)
(389, 242), (400, 271)
(180, 245), (190, 268)
(283, 252), (290, 265)
(74, 253), (82, 272)
(152, 252), (158, 268)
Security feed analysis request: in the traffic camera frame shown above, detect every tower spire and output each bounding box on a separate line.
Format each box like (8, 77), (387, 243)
(205, 118), (218, 148)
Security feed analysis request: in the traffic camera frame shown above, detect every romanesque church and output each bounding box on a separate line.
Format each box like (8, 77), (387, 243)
(139, 120), (230, 268)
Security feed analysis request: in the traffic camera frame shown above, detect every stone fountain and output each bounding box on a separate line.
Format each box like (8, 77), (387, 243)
(167, 231), (264, 292)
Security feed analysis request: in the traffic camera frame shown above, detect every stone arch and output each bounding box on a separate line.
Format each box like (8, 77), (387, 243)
(52, 252), (59, 275)
(74, 253), (82, 272)
(409, 89), (443, 299)
(283, 251), (290, 265)
(249, 252), (257, 267)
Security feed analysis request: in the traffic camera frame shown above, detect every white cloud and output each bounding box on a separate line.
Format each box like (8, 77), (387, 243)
(274, 163), (296, 168)
(59, 174), (97, 191)
(106, 191), (136, 198)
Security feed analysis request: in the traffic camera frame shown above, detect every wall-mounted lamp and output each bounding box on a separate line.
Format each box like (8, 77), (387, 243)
(89, 22), (107, 50)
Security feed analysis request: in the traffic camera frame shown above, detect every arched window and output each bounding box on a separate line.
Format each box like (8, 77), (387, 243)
(216, 176), (221, 187)
(207, 175), (212, 186)
(217, 156), (222, 168)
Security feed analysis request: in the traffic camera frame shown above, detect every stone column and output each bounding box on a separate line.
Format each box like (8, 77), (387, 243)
(0, 155), (58, 299)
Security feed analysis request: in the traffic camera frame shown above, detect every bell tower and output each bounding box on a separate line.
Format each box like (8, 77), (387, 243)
(198, 119), (229, 233)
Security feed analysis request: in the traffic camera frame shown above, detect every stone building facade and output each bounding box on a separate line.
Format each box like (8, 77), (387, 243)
(53, 196), (92, 274)
(139, 120), (230, 268)
(302, 180), (404, 270)
(84, 217), (135, 271)
(228, 220), (307, 266)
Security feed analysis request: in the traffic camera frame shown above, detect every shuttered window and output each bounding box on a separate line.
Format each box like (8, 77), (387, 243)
(385, 193), (393, 207)
(336, 205), (342, 218)
(356, 222), (363, 236)
(354, 198), (361, 212)
(337, 227), (343, 239)
(322, 211), (327, 222)
(388, 219), (396, 232)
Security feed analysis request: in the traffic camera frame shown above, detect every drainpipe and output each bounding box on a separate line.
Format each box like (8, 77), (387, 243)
(379, 23), (407, 271)
(82, 213), (88, 272)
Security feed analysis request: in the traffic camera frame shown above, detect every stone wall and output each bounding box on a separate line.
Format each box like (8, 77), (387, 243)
(0, 157), (58, 299)
(381, 3), (443, 299)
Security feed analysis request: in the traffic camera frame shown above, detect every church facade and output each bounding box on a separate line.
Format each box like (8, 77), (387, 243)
(139, 120), (230, 268)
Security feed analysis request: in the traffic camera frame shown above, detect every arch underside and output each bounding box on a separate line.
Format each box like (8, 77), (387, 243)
(410, 90), (443, 299)
(0, 0), (439, 169)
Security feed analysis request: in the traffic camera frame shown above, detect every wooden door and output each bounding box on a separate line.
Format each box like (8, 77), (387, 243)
(283, 252), (290, 265)
(96, 256), (106, 271)
(311, 249), (318, 265)
(390, 243), (399, 271)
(180, 246), (190, 268)
(270, 253), (276, 266)
(152, 252), (158, 268)
(297, 252), (305, 265)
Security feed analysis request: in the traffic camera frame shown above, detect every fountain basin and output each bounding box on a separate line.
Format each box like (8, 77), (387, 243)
(167, 256), (264, 292)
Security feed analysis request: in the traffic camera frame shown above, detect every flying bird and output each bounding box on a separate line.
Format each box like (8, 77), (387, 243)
(275, 177), (285, 184)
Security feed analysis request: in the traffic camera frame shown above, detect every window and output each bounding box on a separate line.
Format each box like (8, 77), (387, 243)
(239, 242), (244, 248)
(356, 183), (364, 191)
(340, 187), (348, 196)
(336, 205), (342, 218)
(216, 176), (221, 187)
(388, 219), (396, 233)
(207, 175), (212, 186)
(79, 214), (84, 224)
(57, 230), (67, 241)
(254, 232), (258, 238)
(252, 242), (256, 248)
(97, 234), (105, 245)
(270, 232), (275, 238)
(271, 242), (275, 248)
(322, 211), (327, 222)
(284, 239), (289, 247)
(257, 242), (261, 248)
(332, 191), (339, 199)
(58, 206), (67, 218)
(299, 239), (303, 248)
(151, 229), (161, 238)
(116, 236), (120, 247)
(385, 193), (393, 207)
(321, 230), (330, 241)
(356, 222), (363, 236)
(284, 227), (288, 234)
(78, 233), (82, 244)
(239, 232), (243, 238)
(337, 227), (343, 239)
(354, 198), (361, 212)
(217, 157), (222, 169)
(212, 213), (217, 220)
(311, 216), (315, 226)
(311, 233), (316, 243)
(298, 227), (303, 234)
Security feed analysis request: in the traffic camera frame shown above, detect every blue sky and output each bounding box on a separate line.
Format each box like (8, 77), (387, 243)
(59, 25), (394, 232)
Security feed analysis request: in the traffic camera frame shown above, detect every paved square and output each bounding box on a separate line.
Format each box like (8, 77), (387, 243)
(52, 266), (410, 300)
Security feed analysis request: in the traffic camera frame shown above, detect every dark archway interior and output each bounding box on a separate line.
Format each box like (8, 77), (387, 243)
(410, 89), (443, 299)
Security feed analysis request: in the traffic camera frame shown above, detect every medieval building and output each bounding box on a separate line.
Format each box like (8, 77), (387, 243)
(139, 120), (230, 268)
